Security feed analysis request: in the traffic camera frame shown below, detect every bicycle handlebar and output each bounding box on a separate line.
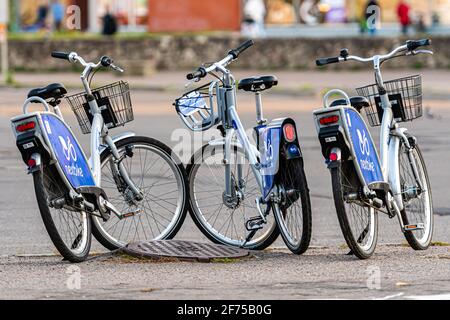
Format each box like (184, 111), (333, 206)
(186, 40), (255, 80)
(187, 67), (207, 80)
(406, 39), (432, 51)
(228, 39), (254, 59)
(316, 56), (340, 67)
(316, 39), (433, 67)
(51, 51), (124, 73)
(51, 51), (71, 61)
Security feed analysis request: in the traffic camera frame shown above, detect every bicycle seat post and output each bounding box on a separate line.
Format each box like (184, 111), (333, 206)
(255, 92), (267, 125)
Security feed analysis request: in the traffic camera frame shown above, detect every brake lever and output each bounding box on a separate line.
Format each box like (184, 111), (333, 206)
(185, 77), (200, 88)
(407, 50), (434, 56)
(110, 64), (124, 73)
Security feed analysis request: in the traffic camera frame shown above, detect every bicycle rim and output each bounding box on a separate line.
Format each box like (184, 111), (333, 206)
(332, 163), (378, 258)
(399, 143), (433, 247)
(189, 145), (278, 248)
(35, 167), (90, 258)
(273, 162), (311, 254)
(93, 140), (186, 247)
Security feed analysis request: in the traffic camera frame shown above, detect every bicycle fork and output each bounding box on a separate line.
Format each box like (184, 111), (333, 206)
(221, 127), (269, 247)
(388, 128), (425, 232)
(101, 135), (144, 219)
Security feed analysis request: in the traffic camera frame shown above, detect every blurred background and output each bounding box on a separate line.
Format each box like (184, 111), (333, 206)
(0, 0), (449, 74)
(4, 0), (450, 36)
(0, 0), (449, 255)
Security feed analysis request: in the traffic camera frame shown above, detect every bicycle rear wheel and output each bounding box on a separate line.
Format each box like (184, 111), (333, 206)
(273, 158), (312, 255)
(91, 136), (188, 250)
(33, 165), (91, 262)
(331, 161), (378, 259)
(398, 141), (433, 250)
(187, 144), (279, 250)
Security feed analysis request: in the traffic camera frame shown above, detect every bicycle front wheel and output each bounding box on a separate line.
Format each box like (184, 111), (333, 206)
(331, 161), (378, 259)
(187, 144), (279, 250)
(33, 165), (91, 262)
(91, 136), (188, 250)
(398, 141), (433, 250)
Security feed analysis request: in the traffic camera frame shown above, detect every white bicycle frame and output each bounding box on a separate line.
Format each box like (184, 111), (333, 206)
(327, 44), (432, 224)
(21, 53), (142, 216)
(189, 53), (288, 227)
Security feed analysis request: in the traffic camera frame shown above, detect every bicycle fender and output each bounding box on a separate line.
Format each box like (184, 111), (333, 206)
(40, 113), (96, 189)
(343, 108), (384, 187)
(255, 117), (303, 199)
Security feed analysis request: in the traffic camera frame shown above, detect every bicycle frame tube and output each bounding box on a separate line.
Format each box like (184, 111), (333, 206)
(80, 63), (140, 196)
(219, 79), (264, 197)
(373, 56), (394, 181)
(228, 106), (264, 193)
(80, 66), (105, 187)
(374, 56), (419, 212)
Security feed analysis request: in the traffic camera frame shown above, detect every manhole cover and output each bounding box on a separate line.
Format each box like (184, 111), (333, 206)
(122, 240), (250, 262)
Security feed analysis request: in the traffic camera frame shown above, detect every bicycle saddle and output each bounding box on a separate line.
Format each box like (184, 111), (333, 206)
(28, 83), (67, 101)
(330, 96), (370, 112)
(238, 75), (278, 92)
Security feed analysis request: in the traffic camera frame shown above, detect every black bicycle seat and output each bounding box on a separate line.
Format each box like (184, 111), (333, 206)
(28, 83), (67, 101)
(330, 96), (370, 112)
(238, 75), (278, 92)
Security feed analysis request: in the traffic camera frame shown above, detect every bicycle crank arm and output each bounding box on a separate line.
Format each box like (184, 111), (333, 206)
(255, 197), (268, 223)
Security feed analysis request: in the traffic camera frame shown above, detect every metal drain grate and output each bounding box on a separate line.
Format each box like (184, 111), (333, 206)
(122, 240), (250, 262)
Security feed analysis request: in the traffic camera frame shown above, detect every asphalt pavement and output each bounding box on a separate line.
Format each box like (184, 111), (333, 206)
(0, 70), (448, 299)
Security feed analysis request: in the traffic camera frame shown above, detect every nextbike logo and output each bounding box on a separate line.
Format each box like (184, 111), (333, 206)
(59, 136), (77, 161)
(357, 129), (370, 156)
(59, 135), (84, 178)
(357, 129), (375, 172)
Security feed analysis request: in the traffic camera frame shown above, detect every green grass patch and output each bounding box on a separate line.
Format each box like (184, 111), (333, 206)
(8, 30), (232, 41)
(431, 241), (450, 247)
(413, 61), (424, 69)
(5, 70), (16, 86)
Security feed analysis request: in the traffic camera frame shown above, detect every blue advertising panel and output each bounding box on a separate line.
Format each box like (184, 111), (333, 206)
(258, 126), (281, 198)
(41, 114), (96, 189)
(344, 109), (384, 185)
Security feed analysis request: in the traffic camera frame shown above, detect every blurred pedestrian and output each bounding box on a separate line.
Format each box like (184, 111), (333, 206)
(51, 0), (65, 31)
(365, 0), (380, 36)
(397, 0), (411, 36)
(102, 7), (118, 36)
(241, 0), (266, 38)
(414, 13), (427, 34)
(36, 3), (49, 29)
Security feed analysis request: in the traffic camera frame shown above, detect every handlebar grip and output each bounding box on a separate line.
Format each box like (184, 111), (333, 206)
(51, 51), (70, 61)
(316, 56), (340, 67)
(407, 39), (432, 51)
(187, 67), (207, 80)
(101, 56), (113, 67)
(228, 40), (254, 59)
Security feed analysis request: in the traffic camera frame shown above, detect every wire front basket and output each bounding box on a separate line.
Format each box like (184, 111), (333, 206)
(355, 75), (423, 127)
(66, 81), (134, 134)
(174, 81), (220, 132)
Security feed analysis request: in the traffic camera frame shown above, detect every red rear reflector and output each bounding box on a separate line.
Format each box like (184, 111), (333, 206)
(329, 153), (338, 162)
(319, 115), (339, 125)
(16, 121), (36, 132)
(27, 159), (37, 168)
(283, 124), (296, 142)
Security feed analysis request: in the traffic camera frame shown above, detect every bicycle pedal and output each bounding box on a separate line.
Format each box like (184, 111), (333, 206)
(245, 216), (265, 231)
(122, 208), (141, 218)
(404, 223), (425, 231)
